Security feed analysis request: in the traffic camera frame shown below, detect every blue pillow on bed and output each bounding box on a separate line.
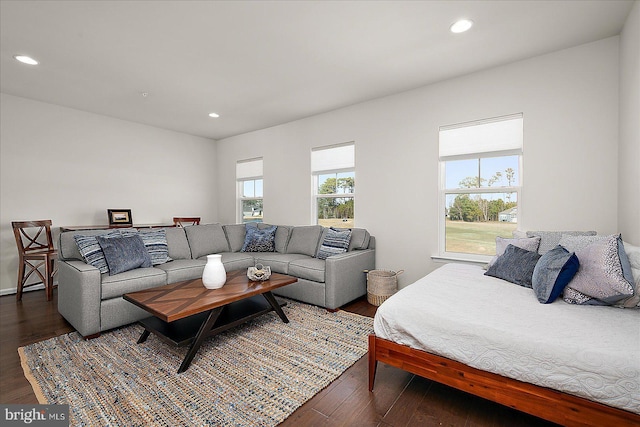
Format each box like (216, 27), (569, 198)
(532, 245), (580, 304)
(484, 244), (541, 288)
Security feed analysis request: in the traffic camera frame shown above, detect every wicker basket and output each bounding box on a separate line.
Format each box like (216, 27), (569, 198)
(366, 269), (404, 306)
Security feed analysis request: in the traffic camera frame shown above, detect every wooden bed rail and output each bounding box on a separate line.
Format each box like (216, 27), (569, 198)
(368, 334), (640, 427)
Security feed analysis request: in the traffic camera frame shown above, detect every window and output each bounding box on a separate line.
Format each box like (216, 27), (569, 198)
(439, 114), (523, 260)
(312, 143), (355, 228)
(236, 158), (263, 223)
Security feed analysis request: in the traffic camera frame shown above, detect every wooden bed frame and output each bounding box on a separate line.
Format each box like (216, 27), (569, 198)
(369, 335), (640, 427)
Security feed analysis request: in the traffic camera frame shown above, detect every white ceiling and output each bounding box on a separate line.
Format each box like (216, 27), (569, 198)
(0, 1), (634, 140)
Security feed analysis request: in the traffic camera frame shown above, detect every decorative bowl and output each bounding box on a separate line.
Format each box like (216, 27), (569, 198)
(247, 264), (271, 281)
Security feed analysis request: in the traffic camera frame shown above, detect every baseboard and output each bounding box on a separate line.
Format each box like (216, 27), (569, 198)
(0, 283), (45, 297)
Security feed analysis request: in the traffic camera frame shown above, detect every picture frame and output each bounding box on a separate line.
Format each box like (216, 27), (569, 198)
(107, 209), (133, 226)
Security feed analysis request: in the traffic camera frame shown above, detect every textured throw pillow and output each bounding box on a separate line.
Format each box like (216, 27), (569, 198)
(487, 236), (541, 268)
(484, 244), (541, 288)
(526, 230), (597, 255)
(317, 227), (352, 260)
(138, 229), (172, 265)
(96, 234), (152, 276)
(241, 224), (277, 252)
(73, 231), (121, 273)
(562, 235), (634, 305)
(532, 245), (579, 304)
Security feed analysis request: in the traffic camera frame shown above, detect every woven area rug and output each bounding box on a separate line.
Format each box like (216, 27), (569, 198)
(19, 300), (373, 426)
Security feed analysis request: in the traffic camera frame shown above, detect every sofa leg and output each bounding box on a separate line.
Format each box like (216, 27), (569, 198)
(326, 308), (339, 313)
(83, 332), (101, 340)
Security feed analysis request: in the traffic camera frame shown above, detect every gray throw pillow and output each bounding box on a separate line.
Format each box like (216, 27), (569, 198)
(532, 245), (579, 304)
(487, 236), (541, 268)
(526, 230), (597, 254)
(485, 244), (541, 288)
(562, 235), (634, 305)
(96, 234), (152, 276)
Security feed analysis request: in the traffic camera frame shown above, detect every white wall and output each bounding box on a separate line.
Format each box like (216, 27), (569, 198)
(216, 37), (621, 288)
(0, 94), (217, 294)
(619, 1), (640, 246)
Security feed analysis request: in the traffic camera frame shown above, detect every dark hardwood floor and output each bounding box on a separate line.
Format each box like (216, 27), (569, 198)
(0, 289), (557, 426)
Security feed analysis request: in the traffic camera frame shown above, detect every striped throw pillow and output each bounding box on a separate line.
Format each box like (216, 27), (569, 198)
(317, 227), (352, 260)
(74, 231), (121, 273)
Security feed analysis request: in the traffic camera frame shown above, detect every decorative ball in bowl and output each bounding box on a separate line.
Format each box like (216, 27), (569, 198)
(247, 264), (271, 281)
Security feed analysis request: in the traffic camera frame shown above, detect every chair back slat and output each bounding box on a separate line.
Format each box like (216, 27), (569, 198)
(12, 220), (55, 254)
(173, 217), (201, 227)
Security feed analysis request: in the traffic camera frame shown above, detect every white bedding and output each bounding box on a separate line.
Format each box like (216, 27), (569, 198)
(373, 263), (640, 414)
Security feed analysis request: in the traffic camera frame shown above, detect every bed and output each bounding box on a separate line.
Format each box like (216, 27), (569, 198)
(368, 262), (640, 427)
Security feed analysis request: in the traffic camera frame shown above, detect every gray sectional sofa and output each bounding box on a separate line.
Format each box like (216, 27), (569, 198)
(57, 223), (375, 338)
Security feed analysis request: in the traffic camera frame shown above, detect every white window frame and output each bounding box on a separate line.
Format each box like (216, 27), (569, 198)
(236, 157), (263, 224)
(437, 114), (523, 263)
(311, 142), (355, 226)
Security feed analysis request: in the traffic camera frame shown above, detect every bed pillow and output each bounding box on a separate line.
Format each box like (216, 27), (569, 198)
(241, 223), (277, 252)
(73, 231), (121, 273)
(487, 236), (541, 268)
(96, 234), (152, 276)
(484, 244), (541, 288)
(532, 245), (579, 304)
(562, 235), (634, 305)
(526, 230), (597, 255)
(317, 227), (352, 260)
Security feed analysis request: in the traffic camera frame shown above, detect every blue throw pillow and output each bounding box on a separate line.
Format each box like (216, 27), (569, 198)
(96, 234), (152, 275)
(241, 224), (277, 252)
(532, 245), (580, 303)
(484, 244), (541, 288)
(317, 227), (352, 260)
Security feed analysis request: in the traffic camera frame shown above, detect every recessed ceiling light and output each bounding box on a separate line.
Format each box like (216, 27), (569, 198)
(208, 112), (220, 118)
(450, 19), (473, 34)
(13, 55), (39, 65)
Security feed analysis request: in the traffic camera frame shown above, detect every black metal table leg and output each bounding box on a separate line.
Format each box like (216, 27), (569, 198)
(137, 329), (151, 344)
(177, 307), (223, 374)
(262, 291), (289, 323)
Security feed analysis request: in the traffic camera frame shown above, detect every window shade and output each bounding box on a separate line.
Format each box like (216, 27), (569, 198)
(439, 114), (523, 160)
(236, 158), (263, 180)
(312, 143), (355, 172)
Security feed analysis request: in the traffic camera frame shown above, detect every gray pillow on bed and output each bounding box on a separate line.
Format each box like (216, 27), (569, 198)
(485, 244), (541, 288)
(532, 245), (579, 304)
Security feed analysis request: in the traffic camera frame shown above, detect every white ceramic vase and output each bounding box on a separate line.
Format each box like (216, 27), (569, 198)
(202, 254), (226, 289)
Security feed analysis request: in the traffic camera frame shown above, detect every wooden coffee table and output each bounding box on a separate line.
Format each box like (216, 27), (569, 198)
(123, 269), (297, 373)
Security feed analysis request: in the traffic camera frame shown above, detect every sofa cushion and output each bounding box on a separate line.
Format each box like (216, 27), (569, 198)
(259, 223), (292, 253)
(73, 231), (121, 273)
(286, 225), (323, 257)
(96, 234), (152, 276)
(241, 224), (277, 252)
(156, 259), (207, 284)
(484, 244), (541, 288)
(101, 267), (166, 300)
(164, 227), (192, 260)
(185, 223), (230, 259)
(317, 227), (352, 260)
(532, 245), (579, 304)
(288, 258), (326, 283)
(253, 253), (309, 274)
(220, 252), (256, 271)
(223, 224), (246, 252)
(348, 228), (371, 251)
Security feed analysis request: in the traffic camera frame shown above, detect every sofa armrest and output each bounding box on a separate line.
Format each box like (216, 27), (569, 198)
(57, 260), (102, 337)
(325, 249), (375, 310)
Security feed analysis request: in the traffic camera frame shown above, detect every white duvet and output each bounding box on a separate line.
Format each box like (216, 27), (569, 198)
(373, 263), (640, 414)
